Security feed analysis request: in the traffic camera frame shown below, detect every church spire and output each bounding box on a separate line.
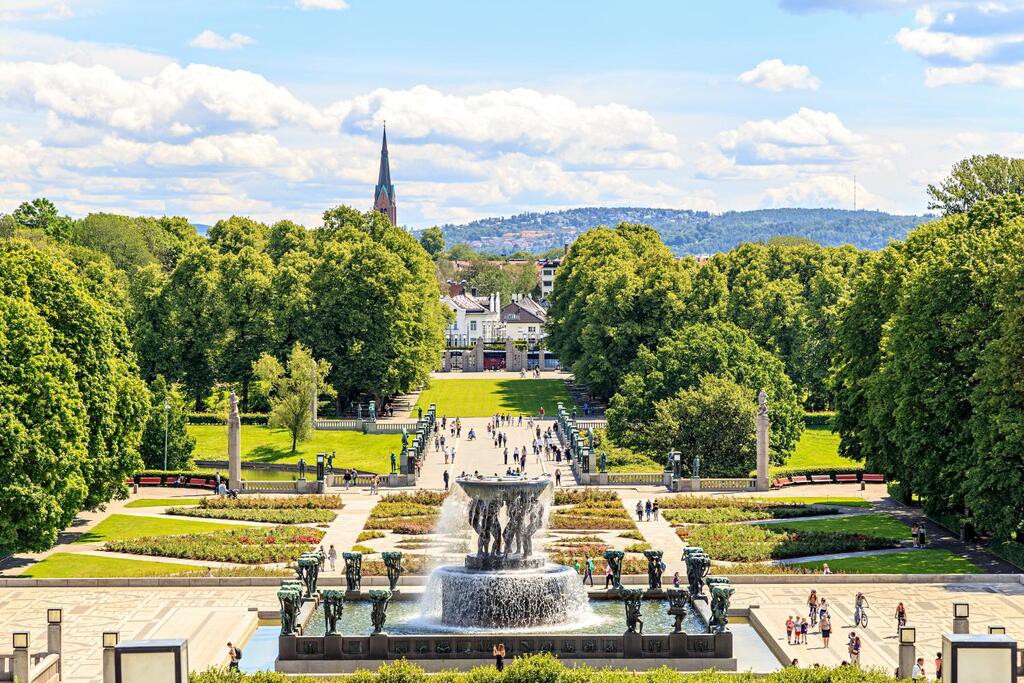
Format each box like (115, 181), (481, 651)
(373, 124), (396, 224)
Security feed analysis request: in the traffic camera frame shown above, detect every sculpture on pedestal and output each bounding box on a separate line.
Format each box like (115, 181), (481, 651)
(401, 428), (408, 451)
(297, 555), (320, 597)
(644, 550), (664, 590)
(368, 400), (376, 422)
(382, 551), (403, 590)
(603, 550), (624, 590)
(709, 582), (735, 633)
(321, 589), (345, 635)
(620, 588), (644, 633)
(297, 458), (307, 480)
(277, 587), (301, 635)
(343, 551), (363, 592)
(683, 548), (711, 599)
(356, 404), (362, 420)
(228, 391), (242, 491)
(666, 588), (690, 633)
(390, 451), (397, 474)
(692, 454), (700, 479)
(598, 451), (608, 474)
(369, 589), (392, 633)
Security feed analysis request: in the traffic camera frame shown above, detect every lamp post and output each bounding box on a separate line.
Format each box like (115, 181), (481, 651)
(102, 632), (118, 683)
(954, 602), (970, 634)
(898, 625), (916, 679)
(163, 398), (170, 471)
(12, 632), (29, 683)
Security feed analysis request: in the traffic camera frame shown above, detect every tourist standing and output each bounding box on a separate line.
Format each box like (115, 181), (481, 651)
(652, 500), (660, 521)
(911, 657), (925, 679)
(328, 544), (337, 571)
(636, 501), (644, 522)
(785, 615), (795, 644)
(799, 618), (808, 644)
(849, 633), (861, 667)
(911, 523), (920, 548)
(820, 613), (832, 648)
(645, 499), (652, 521)
(934, 652), (942, 680)
(605, 562), (615, 589)
(672, 571), (681, 589)
(583, 558), (594, 586)
(443, 470), (450, 491)
(227, 642), (241, 670)
(555, 469), (562, 486)
(492, 643), (505, 671)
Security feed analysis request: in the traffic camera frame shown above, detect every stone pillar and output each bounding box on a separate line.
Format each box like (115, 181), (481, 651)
(953, 616), (970, 634)
(310, 367), (318, 427)
(473, 338), (485, 372)
(228, 391), (242, 491)
(12, 634), (29, 683)
(755, 389), (770, 492)
(898, 643), (916, 680)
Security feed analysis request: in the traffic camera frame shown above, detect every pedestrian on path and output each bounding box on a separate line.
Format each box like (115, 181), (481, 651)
(673, 571), (681, 588)
(604, 562), (614, 589)
(820, 613), (832, 648)
(492, 643), (505, 672)
(911, 657), (924, 679)
(227, 642), (241, 670)
(504, 447), (509, 465)
(911, 523), (920, 548)
(848, 633), (861, 667)
(799, 618), (808, 644)
(328, 544), (337, 571)
(807, 590), (819, 625)
(652, 501), (660, 521)
(636, 501), (643, 522)
(555, 469), (561, 486)
(443, 470), (450, 491)
(583, 558), (594, 586)
(785, 616), (795, 644)
(934, 652), (942, 680)
(645, 499), (652, 521)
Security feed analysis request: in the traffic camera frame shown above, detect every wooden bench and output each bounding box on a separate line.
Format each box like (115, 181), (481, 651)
(789, 475), (810, 485)
(810, 475), (833, 484)
(188, 477), (216, 490)
(834, 474), (859, 483)
(138, 476), (163, 486)
(773, 477), (793, 488)
(862, 473), (886, 484)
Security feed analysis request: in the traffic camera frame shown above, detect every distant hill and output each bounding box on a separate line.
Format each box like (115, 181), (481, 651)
(438, 207), (932, 255)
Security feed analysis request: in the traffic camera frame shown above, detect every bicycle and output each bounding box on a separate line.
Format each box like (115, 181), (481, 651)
(855, 607), (869, 629)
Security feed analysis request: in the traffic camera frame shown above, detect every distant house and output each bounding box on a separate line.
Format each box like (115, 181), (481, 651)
(539, 258), (561, 298)
(442, 290), (500, 346)
(501, 295), (546, 342)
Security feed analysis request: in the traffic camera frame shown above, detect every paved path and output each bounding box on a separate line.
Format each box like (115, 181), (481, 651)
(619, 493), (688, 576)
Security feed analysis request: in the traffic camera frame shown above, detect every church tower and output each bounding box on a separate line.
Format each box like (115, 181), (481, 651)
(373, 125), (396, 225)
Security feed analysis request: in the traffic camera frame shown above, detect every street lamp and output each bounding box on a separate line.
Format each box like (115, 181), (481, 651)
(163, 398), (171, 471)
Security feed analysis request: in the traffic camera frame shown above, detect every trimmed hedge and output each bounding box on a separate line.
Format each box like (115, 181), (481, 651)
(681, 523), (898, 562)
(771, 465), (865, 478)
(190, 653), (896, 682)
(803, 411), (836, 428)
(200, 495), (342, 510)
(187, 412), (269, 426)
(132, 470), (213, 482)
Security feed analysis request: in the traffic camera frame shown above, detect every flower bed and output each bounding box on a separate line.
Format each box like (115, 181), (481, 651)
(202, 495), (342, 510)
(357, 530), (385, 542)
(680, 523), (898, 562)
(368, 501), (441, 518)
(103, 526), (325, 564)
(554, 489), (620, 505)
(363, 516), (439, 532)
(549, 514), (637, 531)
(167, 507), (336, 524)
(362, 554), (428, 575)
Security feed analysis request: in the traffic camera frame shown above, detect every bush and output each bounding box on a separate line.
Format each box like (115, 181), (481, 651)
(770, 464), (864, 478)
(554, 489), (619, 505)
(549, 514), (636, 530)
(166, 507), (336, 524)
(362, 555), (429, 575)
(350, 544), (377, 554)
(618, 530), (644, 540)
(132, 470), (211, 483)
(369, 502), (440, 518)
(991, 539), (1024, 570)
(711, 563), (821, 575)
(364, 516), (439, 532)
(201, 495), (342, 510)
(662, 505), (838, 526)
(887, 481), (910, 504)
(357, 530), (385, 542)
(803, 411), (836, 428)
(549, 535), (605, 544)
(381, 491), (448, 506)
(682, 524), (898, 562)
(187, 412), (269, 426)
(926, 508), (963, 535)
(624, 542), (651, 553)
(104, 526), (324, 564)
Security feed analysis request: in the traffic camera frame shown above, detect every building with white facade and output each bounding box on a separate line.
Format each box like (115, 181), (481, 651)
(539, 258), (561, 298)
(500, 295), (546, 342)
(442, 291), (501, 346)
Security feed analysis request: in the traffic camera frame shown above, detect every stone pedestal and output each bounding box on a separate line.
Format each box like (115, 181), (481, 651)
(597, 473), (608, 486)
(368, 633), (388, 658)
(623, 632), (642, 657)
(953, 617), (970, 634)
(669, 632), (687, 657)
(12, 647), (28, 683)
(898, 643), (916, 680)
(102, 646), (116, 683)
(755, 395), (770, 492)
(228, 391), (242, 492)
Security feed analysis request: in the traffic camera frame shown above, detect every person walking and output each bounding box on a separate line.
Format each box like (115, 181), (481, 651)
(799, 617), (808, 644)
(820, 612), (832, 648)
(492, 643), (505, 672)
(503, 447), (508, 465)
(226, 642), (241, 670)
(605, 562), (615, 589)
(443, 470), (450, 491)
(645, 499), (652, 521)
(328, 544), (338, 571)
(636, 501), (644, 522)
(583, 557), (594, 586)
(652, 500), (660, 521)
(934, 652), (942, 681)
(911, 657), (925, 679)
(850, 634), (862, 667)
(555, 469), (562, 486)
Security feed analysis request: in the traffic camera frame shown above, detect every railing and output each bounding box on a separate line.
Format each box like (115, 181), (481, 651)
(699, 478), (757, 491)
(241, 480), (299, 492)
(606, 472), (665, 485)
(576, 419), (607, 430)
(366, 421), (417, 434)
(315, 419), (363, 431)
(30, 654), (59, 683)
(0, 654), (12, 681)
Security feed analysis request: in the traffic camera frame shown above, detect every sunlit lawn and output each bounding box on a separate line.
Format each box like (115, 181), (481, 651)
(188, 424), (401, 471)
(125, 498), (202, 508)
(772, 426), (862, 474)
(763, 513), (912, 540)
(415, 379), (576, 417)
(21, 553), (204, 578)
(792, 549), (981, 574)
(73, 514), (248, 544)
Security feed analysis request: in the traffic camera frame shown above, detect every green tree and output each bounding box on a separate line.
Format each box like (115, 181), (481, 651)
(12, 197), (72, 240)
(648, 376), (758, 477)
(254, 343), (333, 453)
(69, 213), (155, 272)
(216, 247), (276, 408)
(447, 243), (477, 261)
(928, 154), (1024, 215)
(418, 226), (445, 258)
(267, 220), (309, 264)
(207, 216), (269, 254)
(138, 375), (195, 470)
(0, 239), (148, 554)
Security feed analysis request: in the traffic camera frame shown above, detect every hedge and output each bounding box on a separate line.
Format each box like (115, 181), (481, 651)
(680, 523), (898, 562)
(187, 412), (269, 426)
(190, 654), (896, 682)
(803, 411), (836, 428)
(886, 481), (910, 504)
(991, 539), (1024, 571)
(770, 465), (864, 478)
(131, 471), (214, 484)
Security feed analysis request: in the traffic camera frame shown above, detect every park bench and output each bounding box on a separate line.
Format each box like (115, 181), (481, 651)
(861, 473), (886, 484)
(810, 475), (833, 484)
(788, 475), (810, 485)
(773, 477), (792, 488)
(834, 474), (859, 483)
(138, 476), (163, 486)
(187, 477), (216, 490)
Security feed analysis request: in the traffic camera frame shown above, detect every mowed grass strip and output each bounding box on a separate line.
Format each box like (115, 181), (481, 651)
(125, 498), (203, 508)
(73, 514), (250, 544)
(188, 424), (401, 470)
(762, 513), (912, 540)
(771, 426), (862, 474)
(415, 379), (575, 417)
(20, 552), (204, 578)
(791, 549), (982, 574)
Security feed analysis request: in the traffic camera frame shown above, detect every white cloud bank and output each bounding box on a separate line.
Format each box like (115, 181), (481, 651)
(738, 59), (821, 91)
(189, 30), (255, 50)
(295, 0), (349, 10)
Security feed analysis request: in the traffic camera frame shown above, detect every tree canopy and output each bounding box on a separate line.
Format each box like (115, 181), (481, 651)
(927, 154), (1024, 215)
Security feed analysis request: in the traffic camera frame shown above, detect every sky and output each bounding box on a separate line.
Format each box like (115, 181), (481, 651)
(2, 0), (1024, 228)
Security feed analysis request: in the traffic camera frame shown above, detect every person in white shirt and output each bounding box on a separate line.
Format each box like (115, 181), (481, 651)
(911, 657), (925, 680)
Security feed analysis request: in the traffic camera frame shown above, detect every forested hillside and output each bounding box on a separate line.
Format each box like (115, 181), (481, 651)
(439, 207), (929, 254)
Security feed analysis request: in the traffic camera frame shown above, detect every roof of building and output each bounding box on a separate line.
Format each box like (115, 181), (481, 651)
(444, 294), (491, 313)
(375, 125), (394, 202)
(501, 297), (546, 324)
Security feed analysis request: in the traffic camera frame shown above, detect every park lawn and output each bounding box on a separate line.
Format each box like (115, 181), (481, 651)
(763, 513), (912, 540)
(125, 498), (202, 508)
(752, 497), (873, 508)
(188, 424), (401, 471)
(73, 514), (249, 544)
(792, 549), (982, 574)
(414, 378), (575, 417)
(772, 426), (861, 474)
(21, 552), (204, 578)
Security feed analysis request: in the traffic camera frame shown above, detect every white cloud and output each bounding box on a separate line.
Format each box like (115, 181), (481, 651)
(915, 5), (936, 25)
(189, 30), (255, 51)
(714, 107), (870, 167)
(0, 29), (173, 78)
(0, 0), (72, 22)
(895, 26), (1003, 61)
(738, 59), (821, 91)
(295, 0), (349, 9)
(925, 62), (1024, 86)
(762, 175), (887, 209)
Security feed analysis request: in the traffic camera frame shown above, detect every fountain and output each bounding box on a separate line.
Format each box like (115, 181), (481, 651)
(421, 476), (592, 629)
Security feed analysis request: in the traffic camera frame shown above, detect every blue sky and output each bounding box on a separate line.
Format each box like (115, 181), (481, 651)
(2, 0), (1024, 227)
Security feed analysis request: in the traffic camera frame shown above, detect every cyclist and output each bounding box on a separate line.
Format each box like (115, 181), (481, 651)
(854, 592), (870, 626)
(807, 590), (819, 627)
(895, 601), (907, 631)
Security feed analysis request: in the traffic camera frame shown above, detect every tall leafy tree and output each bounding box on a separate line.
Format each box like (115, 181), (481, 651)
(419, 226), (445, 258)
(138, 375), (195, 470)
(254, 343), (333, 453)
(928, 154), (1024, 215)
(12, 198), (72, 241)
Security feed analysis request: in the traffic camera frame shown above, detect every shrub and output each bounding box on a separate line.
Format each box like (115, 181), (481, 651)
(554, 489), (619, 505)
(186, 412), (269, 426)
(364, 516), (439, 532)
(357, 530), (385, 543)
(770, 464), (864, 478)
(201, 495), (342, 510)
(549, 514), (636, 531)
(711, 563), (823, 575)
(624, 542), (651, 553)
(350, 544), (377, 554)
(167, 507), (336, 524)
(803, 411), (836, 428)
(682, 524), (898, 562)
(199, 566), (296, 578)
(104, 526), (324, 564)
(662, 505), (837, 526)
(362, 554), (428, 575)
(991, 539), (1024, 570)
(618, 530), (644, 540)
(549, 534), (605, 544)
(381, 491), (448, 506)
(390, 521), (435, 535)
(887, 481), (911, 504)
(369, 502), (440, 518)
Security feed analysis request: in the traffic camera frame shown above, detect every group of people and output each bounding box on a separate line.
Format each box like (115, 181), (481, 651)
(634, 499), (660, 522)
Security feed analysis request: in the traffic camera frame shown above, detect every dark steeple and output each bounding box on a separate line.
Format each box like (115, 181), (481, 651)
(373, 124), (396, 224)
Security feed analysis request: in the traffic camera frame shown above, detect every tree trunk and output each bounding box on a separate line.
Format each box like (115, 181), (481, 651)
(291, 430), (297, 453)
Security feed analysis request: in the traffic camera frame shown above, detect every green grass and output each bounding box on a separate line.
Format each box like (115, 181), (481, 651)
(763, 513), (912, 540)
(187, 424), (402, 470)
(772, 426), (861, 474)
(73, 514), (248, 544)
(752, 497), (873, 508)
(125, 498), (202, 508)
(792, 549), (982, 574)
(414, 379), (575, 417)
(20, 552), (204, 578)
